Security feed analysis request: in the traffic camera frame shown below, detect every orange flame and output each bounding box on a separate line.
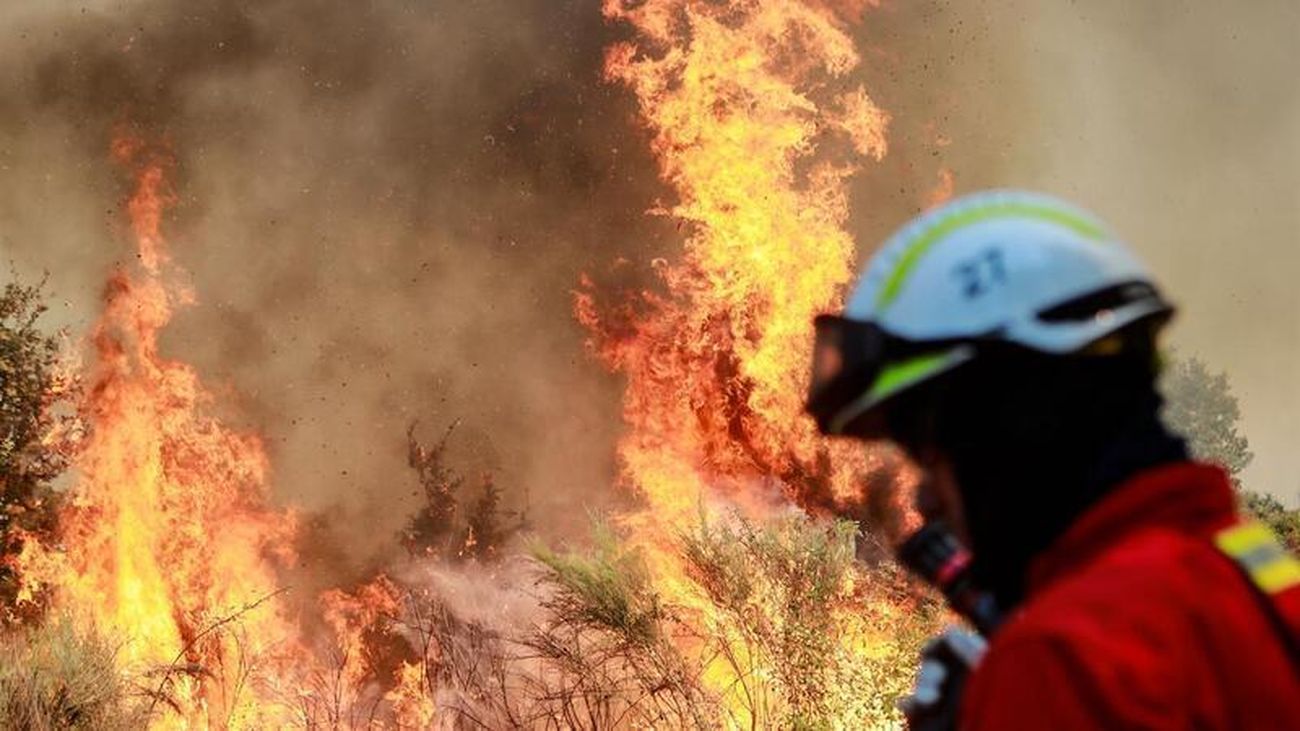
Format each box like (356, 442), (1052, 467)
(585, 0), (911, 722)
(20, 130), (312, 726)
(8, 2), (927, 723)
(585, 0), (892, 532)
(927, 167), (955, 209)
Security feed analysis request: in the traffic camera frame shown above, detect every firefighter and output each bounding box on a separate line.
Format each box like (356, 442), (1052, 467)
(806, 190), (1300, 729)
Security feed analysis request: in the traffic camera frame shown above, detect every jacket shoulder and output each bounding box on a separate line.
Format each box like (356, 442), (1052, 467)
(1016, 526), (1234, 637)
(962, 529), (1228, 729)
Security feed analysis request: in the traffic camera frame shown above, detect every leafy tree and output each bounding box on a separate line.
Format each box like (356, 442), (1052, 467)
(1161, 354), (1300, 552)
(1161, 355), (1253, 479)
(0, 278), (78, 620)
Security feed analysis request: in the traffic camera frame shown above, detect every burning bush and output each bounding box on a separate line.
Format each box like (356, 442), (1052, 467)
(402, 422), (466, 559)
(0, 277), (79, 623)
(395, 515), (939, 729)
(402, 421), (526, 562)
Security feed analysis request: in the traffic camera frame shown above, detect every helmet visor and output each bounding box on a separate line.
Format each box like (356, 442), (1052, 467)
(807, 315), (890, 435)
(807, 315), (974, 437)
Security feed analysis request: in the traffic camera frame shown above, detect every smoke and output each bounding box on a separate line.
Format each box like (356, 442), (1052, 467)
(1011, 0), (1299, 503)
(1, 0), (1294, 577)
(0, 0), (685, 563)
(847, 0), (1299, 501)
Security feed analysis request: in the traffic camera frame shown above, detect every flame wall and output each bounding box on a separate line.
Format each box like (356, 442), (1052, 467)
(1, 0), (1295, 570)
(0, 0), (945, 568)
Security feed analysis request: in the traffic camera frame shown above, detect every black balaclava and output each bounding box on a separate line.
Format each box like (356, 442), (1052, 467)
(901, 342), (1187, 610)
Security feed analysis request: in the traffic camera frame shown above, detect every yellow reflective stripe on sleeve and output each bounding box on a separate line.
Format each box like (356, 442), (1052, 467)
(1214, 521), (1300, 595)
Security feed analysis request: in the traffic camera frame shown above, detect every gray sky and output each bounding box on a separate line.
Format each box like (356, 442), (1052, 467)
(846, 0), (1298, 500)
(962, 1), (1299, 500)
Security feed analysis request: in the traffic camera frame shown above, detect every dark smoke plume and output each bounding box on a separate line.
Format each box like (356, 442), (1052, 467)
(3, 0), (1293, 577)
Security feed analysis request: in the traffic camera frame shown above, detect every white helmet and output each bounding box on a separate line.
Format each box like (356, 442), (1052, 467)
(807, 189), (1173, 435)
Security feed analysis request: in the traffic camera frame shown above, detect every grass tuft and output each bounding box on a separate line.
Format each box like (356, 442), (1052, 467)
(0, 617), (149, 729)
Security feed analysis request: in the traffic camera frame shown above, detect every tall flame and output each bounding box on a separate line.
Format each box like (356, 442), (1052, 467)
(583, 0), (891, 533)
(24, 130), (307, 726)
(6, 2), (926, 726)
(582, 0), (909, 723)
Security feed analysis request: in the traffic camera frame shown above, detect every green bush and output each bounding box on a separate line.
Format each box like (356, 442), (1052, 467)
(1, 278), (79, 621)
(1242, 492), (1300, 554)
(533, 521), (666, 648)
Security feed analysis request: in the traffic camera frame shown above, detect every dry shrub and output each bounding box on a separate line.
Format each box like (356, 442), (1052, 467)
(0, 617), (149, 729)
(0, 514), (935, 730)
(524, 523), (715, 729)
(404, 515), (937, 730)
(680, 512), (939, 729)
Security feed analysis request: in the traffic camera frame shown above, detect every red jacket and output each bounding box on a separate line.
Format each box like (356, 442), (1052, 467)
(961, 462), (1300, 730)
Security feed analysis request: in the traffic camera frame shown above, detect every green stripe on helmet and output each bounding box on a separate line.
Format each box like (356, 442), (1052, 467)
(874, 201), (1109, 313)
(867, 351), (963, 402)
(829, 347), (973, 433)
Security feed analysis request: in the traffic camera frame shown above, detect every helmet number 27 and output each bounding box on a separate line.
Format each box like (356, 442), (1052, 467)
(953, 247), (1007, 299)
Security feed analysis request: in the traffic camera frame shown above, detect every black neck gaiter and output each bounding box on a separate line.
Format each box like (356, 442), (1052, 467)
(932, 349), (1188, 610)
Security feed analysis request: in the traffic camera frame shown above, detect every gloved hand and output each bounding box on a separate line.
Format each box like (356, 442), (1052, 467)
(898, 626), (988, 730)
